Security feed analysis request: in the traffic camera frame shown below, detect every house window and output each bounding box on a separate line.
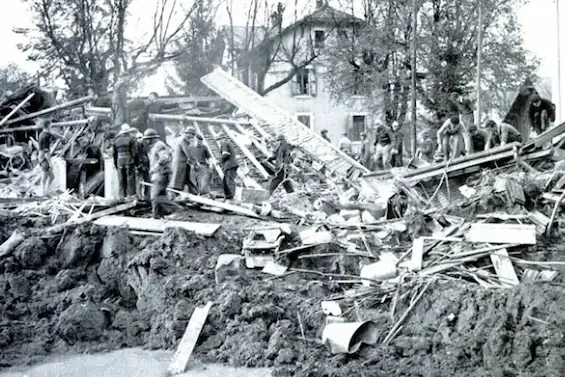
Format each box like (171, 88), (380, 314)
(293, 67), (317, 96)
(351, 115), (366, 141)
(296, 113), (314, 129)
(314, 30), (325, 48)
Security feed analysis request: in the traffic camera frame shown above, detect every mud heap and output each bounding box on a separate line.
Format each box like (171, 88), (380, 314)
(1, 206), (564, 377)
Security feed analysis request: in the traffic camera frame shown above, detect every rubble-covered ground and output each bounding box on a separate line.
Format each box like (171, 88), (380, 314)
(1, 206), (565, 377)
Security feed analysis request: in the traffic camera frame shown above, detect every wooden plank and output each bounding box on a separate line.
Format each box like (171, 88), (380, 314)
(233, 122), (271, 157)
(141, 182), (260, 218)
(411, 237), (425, 271)
(221, 124), (270, 179)
(490, 248), (520, 287)
(167, 301), (213, 375)
(93, 215), (220, 236)
(465, 223), (536, 245)
(5, 95), (95, 125)
(0, 93), (35, 127)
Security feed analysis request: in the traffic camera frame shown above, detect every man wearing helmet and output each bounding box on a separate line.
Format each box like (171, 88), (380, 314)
(529, 93), (555, 135)
(436, 115), (472, 161)
(171, 126), (198, 195)
(143, 128), (172, 218)
(218, 134), (239, 200)
(113, 123), (139, 201)
(267, 134), (294, 195)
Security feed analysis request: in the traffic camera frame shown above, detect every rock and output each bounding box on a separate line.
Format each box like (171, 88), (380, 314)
(7, 274), (31, 300)
(56, 301), (106, 344)
(54, 269), (83, 292)
(173, 299), (193, 322)
(100, 227), (131, 259)
(56, 224), (102, 269)
(275, 347), (295, 365)
(150, 256), (168, 272)
(97, 257), (126, 288)
(13, 237), (49, 269)
(220, 292), (242, 318)
(215, 254), (242, 285)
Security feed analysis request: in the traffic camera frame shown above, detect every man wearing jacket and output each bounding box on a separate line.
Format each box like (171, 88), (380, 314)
(113, 123), (138, 200)
(144, 128), (172, 218)
(171, 126), (198, 195)
(390, 121), (404, 167)
(219, 135), (239, 200)
(268, 134), (295, 195)
(37, 118), (67, 196)
(189, 133), (213, 196)
(373, 122), (394, 170)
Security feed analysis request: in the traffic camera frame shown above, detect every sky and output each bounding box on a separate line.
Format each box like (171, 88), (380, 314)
(0, 0), (560, 97)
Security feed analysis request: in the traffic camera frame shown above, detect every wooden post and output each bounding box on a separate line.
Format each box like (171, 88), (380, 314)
(410, 0), (418, 156)
(0, 93), (35, 127)
(5, 95), (95, 125)
(476, 2), (483, 123)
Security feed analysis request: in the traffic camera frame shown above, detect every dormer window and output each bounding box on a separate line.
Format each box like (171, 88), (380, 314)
(314, 30), (325, 48)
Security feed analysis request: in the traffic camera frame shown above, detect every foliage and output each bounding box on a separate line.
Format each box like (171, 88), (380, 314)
(324, 0), (539, 124)
(0, 64), (32, 95)
(19, 0), (198, 98)
(166, 0), (225, 95)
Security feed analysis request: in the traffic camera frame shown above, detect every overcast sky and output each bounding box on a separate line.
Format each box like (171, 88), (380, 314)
(0, 0), (559, 87)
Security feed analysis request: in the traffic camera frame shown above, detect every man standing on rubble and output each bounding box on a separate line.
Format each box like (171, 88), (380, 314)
(484, 120), (523, 149)
(171, 126), (198, 196)
(267, 134), (295, 196)
(390, 121), (404, 167)
(338, 132), (353, 156)
(143, 128), (172, 218)
(188, 133), (213, 196)
(218, 134), (239, 200)
(135, 131), (150, 199)
(359, 131), (373, 170)
(140, 92), (178, 143)
(529, 94), (556, 136)
(37, 118), (67, 196)
(113, 124), (139, 201)
(436, 115), (472, 161)
(112, 76), (129, 128)
(373, 121), (394, 170)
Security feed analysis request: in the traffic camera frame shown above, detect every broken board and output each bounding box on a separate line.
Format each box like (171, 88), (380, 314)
(93, 215), (220, 237)
(465, 223), (536, 245)
(490, 248), (520, 287)
(167, 301), (213, 375)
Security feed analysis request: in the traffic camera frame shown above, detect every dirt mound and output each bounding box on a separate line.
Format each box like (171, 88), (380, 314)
(1, 216), (565, 376)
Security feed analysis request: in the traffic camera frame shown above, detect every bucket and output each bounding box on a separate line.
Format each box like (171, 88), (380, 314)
(322, 321), (378, 354)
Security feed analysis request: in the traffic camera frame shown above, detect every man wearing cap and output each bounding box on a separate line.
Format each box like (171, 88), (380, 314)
(390, 121), (404, 167)
(436, 115), (471, 161)
(37, 118), (67, 196)
(484, 120), (522, 149)
(529, 94), (555, 135)
(171, 126), (198, 195)
(373, 121), (394, 170)
(218, 134), (239, 200)
(267, 134), (294, 195)
(188, 133), (213, 196)
(113, 123), (139, 200)
(320, 129), (331, 143)
(359, 131), (372, 170)
(143, 128), (172, 218)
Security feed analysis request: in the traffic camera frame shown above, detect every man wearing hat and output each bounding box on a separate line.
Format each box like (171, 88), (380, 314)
(113, 123), (139, 200)
(436, 115), (471, 162)
(320, 129), (331, 143)
(188, 133), (213, 196)
(218, 134), (239, 200)
(143, 128), (172, 218)
(171, 126), (198, 196)
(267, 134), (294, 195)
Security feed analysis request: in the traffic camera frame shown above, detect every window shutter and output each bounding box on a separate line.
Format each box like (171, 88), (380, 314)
(310, 68), (317, 97)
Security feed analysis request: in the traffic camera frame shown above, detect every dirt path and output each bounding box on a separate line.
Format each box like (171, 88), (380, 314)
(0, 348), (272, 377)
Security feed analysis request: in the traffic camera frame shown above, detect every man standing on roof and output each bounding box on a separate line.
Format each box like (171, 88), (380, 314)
(144, 128), (172, 218)
(338, 132), (353, 156)
(189, 133), (213, 196)
(267, 134), (295, 195)
(436, 115), (472, 161)
(320, 129), (331, 143)
(484, 120), (523, 149)
(529, 93), (556, 135)
(37, 118), (67, 197)
(373, 121), (394, 170)
(113, 123), (139, 201)
(171, 126), (198, 196)
(218, 134), (239, 200)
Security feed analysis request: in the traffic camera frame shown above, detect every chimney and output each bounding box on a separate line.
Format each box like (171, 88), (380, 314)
(315, 0), (324, 9)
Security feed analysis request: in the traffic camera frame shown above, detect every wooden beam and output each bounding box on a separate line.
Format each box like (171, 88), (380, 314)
(5, 95), (95, 125)
(192, 121), (224, 179)
(465, 223), (536, 245)
(233, 122), (271, 158)
(0, 93), (35, 127)
(141, 182), (260, 218)
(151, 113), (249, 126)
(220, 124), (271, 179)
(490, 248), (519, 287)
(93, 215), (220, 236)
